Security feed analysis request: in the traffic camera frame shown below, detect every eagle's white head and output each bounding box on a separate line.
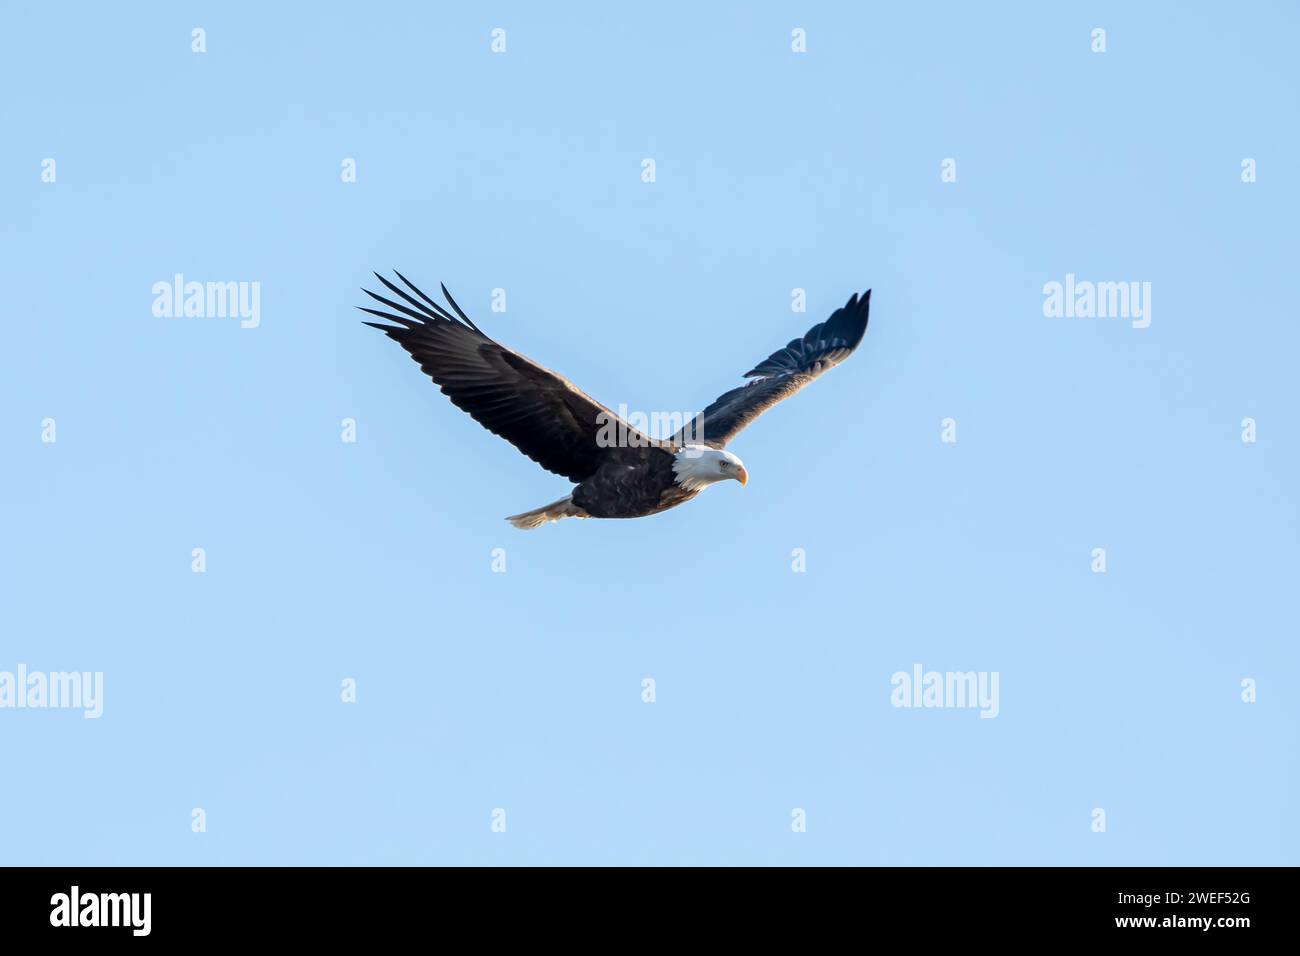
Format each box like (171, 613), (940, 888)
(672, 446), (748, 493)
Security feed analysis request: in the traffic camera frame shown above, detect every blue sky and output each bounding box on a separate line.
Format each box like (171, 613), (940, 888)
(1, 2), (1296, 865)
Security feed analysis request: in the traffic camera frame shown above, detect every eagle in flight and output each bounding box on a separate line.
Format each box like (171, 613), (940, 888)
(361, 272), (872, 529)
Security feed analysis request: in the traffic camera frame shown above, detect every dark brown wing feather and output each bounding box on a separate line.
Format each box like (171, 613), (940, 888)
(676, 290), (871, 447)
(361, 272), (653, 482)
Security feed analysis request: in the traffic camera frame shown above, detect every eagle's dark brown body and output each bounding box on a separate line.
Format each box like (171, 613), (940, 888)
(360, 271), (871, 528)
(572, 447), (697, 519)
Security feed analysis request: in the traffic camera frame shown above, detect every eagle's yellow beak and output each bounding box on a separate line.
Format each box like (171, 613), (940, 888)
(736, 466), (749, 487)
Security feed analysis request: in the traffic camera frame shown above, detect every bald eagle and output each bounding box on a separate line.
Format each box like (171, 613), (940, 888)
(361, 272), (871, 529)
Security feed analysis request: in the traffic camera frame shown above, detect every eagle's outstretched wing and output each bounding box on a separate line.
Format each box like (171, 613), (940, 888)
(361, 272), (654, 483)
(675, 290), (872, 448)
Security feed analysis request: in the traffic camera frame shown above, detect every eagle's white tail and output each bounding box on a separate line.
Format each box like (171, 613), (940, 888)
(505, 495), (586, 530)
